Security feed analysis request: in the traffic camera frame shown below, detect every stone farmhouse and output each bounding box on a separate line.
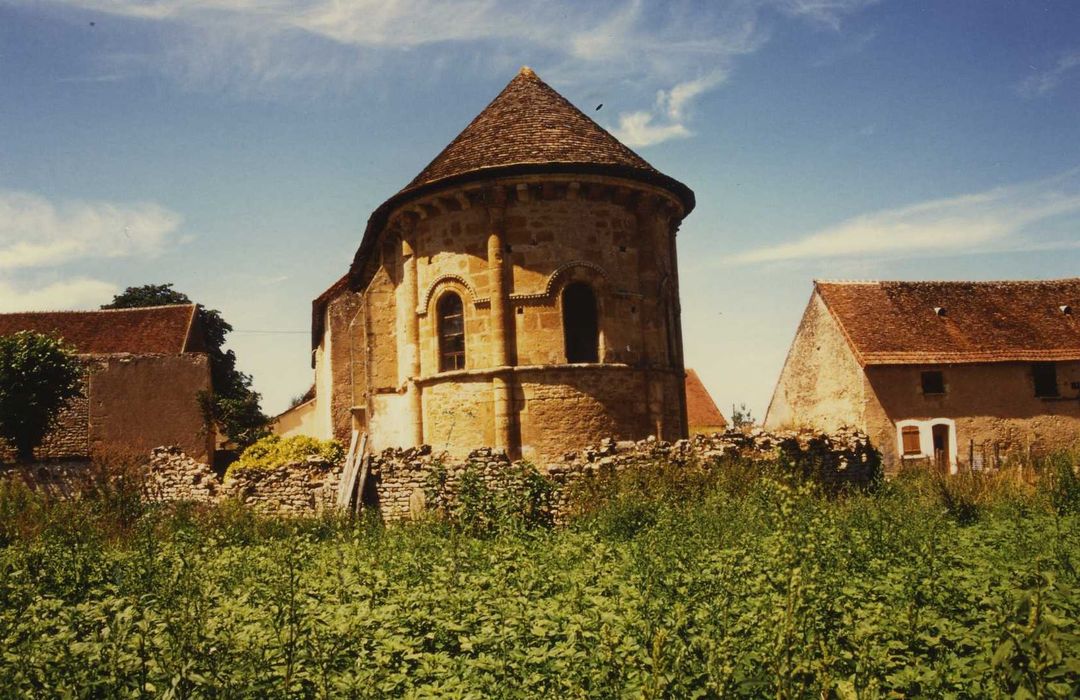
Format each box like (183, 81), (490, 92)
(0, 305), (213, 463)
(276, 67), (696, 461)
(764, 279), (1080, 473)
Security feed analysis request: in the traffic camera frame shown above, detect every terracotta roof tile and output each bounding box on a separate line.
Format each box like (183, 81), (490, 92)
(816, 279), (1080, 365)
(406, 66), (657, 191)
(0, 305), (199, 355)
(685, 369), (727, 429)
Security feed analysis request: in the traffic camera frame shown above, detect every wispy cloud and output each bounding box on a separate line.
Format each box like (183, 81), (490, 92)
(0, 278), (118, 312)
(612, 71), (728, 147)
(29, 0), (879, 144)
(0, 190), (182, 270)
(774, 0), (881, 30)
(1018, 49), (1080, 97)
(730, 170), (1080, 264)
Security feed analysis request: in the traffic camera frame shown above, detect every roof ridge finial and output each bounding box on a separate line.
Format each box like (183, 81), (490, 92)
(518, 65), (536, 77)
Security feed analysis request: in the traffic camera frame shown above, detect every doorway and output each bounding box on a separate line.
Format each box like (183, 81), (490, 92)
(931, 423), (952, 474)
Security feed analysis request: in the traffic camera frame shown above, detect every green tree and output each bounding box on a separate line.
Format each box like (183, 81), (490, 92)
(0, 332), (82, 462)
(103, 284), (269, 447)
(731, 402), (756, 429)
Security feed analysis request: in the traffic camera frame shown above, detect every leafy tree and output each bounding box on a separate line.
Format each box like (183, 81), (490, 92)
(103, 284), (269, 447)
(0, 332), (82, 462)
(731, 402), (757, 430)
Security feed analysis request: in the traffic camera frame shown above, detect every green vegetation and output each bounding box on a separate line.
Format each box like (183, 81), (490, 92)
(0, 455), (1078, 697)
(103, 283), (269, 448)
(0, 331), (82, 462)
(229, 435), (344, 477)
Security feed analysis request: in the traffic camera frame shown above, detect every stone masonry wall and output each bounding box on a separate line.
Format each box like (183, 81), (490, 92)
(370, 427), (880, 522)
(3, 428), (879, 519)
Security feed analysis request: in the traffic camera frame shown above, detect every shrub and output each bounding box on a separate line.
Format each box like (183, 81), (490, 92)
(1044, 452), (1080, 515)
(453, 462), (555, 534)
(228, 435), (343, 477)
(0, 331), (82, 462)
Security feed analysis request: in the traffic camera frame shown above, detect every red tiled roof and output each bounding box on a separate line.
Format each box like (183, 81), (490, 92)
(816, 279), (1080, 365)
(685, 369), (727, 429)
(0, 304), (199, 355)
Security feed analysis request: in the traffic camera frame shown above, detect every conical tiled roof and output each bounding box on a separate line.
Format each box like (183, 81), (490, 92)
(342, 67), (694, 298)
(405, 66), (659, 191)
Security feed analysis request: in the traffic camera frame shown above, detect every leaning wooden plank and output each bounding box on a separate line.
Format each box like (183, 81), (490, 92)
(336, 430), (361, 507)
(354, 455), (370, 515)
(350, 433), (369, 513)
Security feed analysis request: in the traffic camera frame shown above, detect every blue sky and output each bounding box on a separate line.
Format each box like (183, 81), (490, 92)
(2, 0), (1079, 420)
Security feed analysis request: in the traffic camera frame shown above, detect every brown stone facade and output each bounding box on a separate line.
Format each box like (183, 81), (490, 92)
(0, 354), (213, 464)
(313, 175), (690, 462)
(862, 361), (1080, 469)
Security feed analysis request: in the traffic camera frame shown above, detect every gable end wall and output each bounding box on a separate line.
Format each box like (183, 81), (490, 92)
(764, 292), (865, 432)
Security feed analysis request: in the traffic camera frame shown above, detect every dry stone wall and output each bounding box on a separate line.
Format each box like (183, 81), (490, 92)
(2, 427), (880, 518)
(369, 426), (881, 522)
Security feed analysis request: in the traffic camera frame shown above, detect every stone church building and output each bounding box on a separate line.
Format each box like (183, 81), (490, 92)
(279, 67), (696, 461)
(765, 279), (1080, 473)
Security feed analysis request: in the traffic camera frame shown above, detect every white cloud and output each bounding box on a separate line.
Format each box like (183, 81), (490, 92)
(611, 111), (691, 148)
(731, 170), (1080, 263)
(1019, 49), (1080, 98)
(613, 70), (728, 146)
(28, 0), (879, 142)
(0, 278), (118, 312)
(0, 190), (182, 270)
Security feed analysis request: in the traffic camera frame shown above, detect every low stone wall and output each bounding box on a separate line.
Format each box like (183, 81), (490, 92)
(219, 459), (341, 513)
(2, 427), (880, 519)
(145, 447), (220, 502)
(0, 459), (95, 499)
(368, 427), (881, 521)
(143, 447), (341, 514)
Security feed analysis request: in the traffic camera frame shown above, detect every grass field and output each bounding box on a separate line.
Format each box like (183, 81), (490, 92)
(1, 455), (1078, 698)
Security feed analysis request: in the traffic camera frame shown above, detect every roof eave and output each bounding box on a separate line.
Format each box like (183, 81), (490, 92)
(346, 161), (695, 292)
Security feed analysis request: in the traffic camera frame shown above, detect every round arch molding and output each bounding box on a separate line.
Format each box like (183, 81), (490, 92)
(418, 274), (479, 315)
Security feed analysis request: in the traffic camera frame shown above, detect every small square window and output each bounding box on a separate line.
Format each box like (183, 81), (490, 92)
(901, 426), (921, 456)
(1033, 362), (1059, 398)
(921, 371), (945, 395)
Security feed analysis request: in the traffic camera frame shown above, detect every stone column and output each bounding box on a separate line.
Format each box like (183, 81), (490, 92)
(400, 221), (424, 446)
(487, 189), (515, 455)
(635, 194), (663, 439)
(666, 211), (689, 439)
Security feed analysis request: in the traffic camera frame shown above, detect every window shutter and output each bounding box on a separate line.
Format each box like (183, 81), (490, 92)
(901, 426), (921, 455)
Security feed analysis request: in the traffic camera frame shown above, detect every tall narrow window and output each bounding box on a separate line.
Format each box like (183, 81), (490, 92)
(563, 282), (599, 363)
(1033, 362), (1059, 398)
(437, 292), (465, 371)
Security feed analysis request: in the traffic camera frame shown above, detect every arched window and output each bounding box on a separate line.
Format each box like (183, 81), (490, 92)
(437, 292), (465, 371)
(562, 282), (599, 363)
